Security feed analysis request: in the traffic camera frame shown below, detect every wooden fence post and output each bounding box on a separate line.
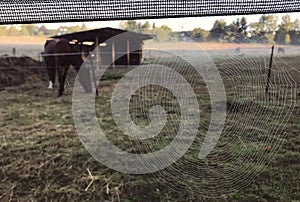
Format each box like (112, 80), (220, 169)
(265, 45), (275, 97)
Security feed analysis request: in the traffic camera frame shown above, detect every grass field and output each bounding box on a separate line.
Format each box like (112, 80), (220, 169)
(0, 42), (299, 201)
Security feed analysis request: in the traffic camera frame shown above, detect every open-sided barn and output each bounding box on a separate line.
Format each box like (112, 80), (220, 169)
(51, 27), (153, 67)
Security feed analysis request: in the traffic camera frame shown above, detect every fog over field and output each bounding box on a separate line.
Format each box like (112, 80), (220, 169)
(1, 41), (299, 62)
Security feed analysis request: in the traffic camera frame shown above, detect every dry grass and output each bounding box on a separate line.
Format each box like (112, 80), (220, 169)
(0, 53), (299, 201)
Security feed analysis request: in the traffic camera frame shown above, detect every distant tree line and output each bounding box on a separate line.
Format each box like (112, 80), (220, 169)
(119, 20), (175, 42)
(189, 14), (300, 45)
(2, 15), (300, 45)
(0, 23), (88, 37)
(120, 14), (300, 45)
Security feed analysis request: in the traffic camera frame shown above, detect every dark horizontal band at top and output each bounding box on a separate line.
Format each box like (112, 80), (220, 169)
(1, 0), (300, 24)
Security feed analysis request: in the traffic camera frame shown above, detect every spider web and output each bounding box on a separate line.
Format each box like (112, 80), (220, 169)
(76, 33), (297, 196)
(147, 37), (297, 195)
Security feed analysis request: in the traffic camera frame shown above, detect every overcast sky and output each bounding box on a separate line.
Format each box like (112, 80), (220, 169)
(33, 12), (299, 31)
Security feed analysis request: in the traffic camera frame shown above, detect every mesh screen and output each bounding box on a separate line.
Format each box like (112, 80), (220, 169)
(1, 0), (300, 24)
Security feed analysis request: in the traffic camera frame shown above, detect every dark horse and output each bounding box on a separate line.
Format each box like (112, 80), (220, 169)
(44, 38), (92, 96)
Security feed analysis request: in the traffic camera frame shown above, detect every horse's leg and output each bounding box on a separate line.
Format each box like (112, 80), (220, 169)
(46, 60), (53, 89)
(51, 63), (56, 87)
(62, 66), (69, 93)
(47, 59), (56, 89)
(57, 65), (70, 97)
(47, 72), (53, 90)
(57, 65), (64, 97)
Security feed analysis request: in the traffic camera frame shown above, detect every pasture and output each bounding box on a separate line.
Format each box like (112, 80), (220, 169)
(0, 43), (299, 201)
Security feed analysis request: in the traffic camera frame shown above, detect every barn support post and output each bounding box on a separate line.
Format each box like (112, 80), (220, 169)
(140, 42), (143, 64)
(95, 37), (100, 69)
(127, 38), (130, 66)
(90, 55), (99, 96)
(91, 37), (99, 96)
(112, 38), (115, 68)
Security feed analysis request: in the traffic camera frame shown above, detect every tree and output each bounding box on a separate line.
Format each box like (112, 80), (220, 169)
(228, 21), (239, 33)
(128, 20), (138, 30)
(140, 21), (151, 34)
(0, 26), (8, 35)
(265, 34), (275, 44)
(120, 20), (139, 31)
(142, 21), (151, 29)
(250, 15), (277, 33)
(19, 25), (30, 36)
(240, 17), (247, 29)
(67, 25), (81, 33)
(280, 14), (293, 32)
(267, 15), (277, 32)
(160, 25), (172, 32)
(237, 17), (248, 35)
(81, 23), (88, 31)
(289, 30), (300, 45)
(191, 28), (209, 42)
(191, 28), (201, 37)
(225, 17), (249, 42)
(275, 14), (294, 45)
(292, 18), (300, 31)
(152, 25), (172, 42)
(287, 18), (300, 45)
(249, 15), (278, 44)
(154, 29), (169, 42)
(25, 25), (37, 36)
(224, 22), (238, 42)
(7, 26), (20, 36)
(37, 31), (44, 36)
(152, 22), (156, 29)
(136, 22), (143, 33)
(293, 18), (300, 31)
(210, 19), (227, 41)
(119, 21), (128, 30)
(48, 29), (57, 36)
(274, 29), (286, 44)
(285, 33), (291, 45)
(201, 30), (210, 40)
(249, 22), (261, 33)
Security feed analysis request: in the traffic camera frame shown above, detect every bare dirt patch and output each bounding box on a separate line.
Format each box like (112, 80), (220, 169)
(0, 56), (46, 90)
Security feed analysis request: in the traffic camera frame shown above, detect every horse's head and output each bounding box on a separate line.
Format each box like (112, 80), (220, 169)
(69, 43), (93, 93)
(67, 43), (83, 71)
(81, 51), (89, 61)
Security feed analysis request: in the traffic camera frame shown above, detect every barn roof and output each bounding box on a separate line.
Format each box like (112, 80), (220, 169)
(51, 27), (153, 43)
